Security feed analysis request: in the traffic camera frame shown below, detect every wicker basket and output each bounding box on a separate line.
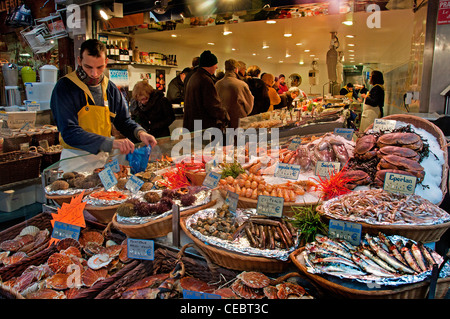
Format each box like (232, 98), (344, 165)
(45, 190), (94, 207)
(110, 199), (217, 239)
(317, 204), (450, 244)
(0, 213), (53, 278)
(180, 216), (291, 273)
(0, 151), (42, 186)
(84, 204), (121, 224)
(366, 114), (449, 205)
(2, 134), (32, 152)
(95, 243), (240, 299)
(290, 247), (450, 299)
(0, 218), (139, 299)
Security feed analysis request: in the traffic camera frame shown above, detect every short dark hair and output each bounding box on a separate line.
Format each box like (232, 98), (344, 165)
(371, 70), (384, 85)
(80, 39), (106, 59)
(346, 83), (353, 88)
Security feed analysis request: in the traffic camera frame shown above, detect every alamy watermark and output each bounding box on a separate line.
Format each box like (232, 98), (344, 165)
(366, 4), (381, 29)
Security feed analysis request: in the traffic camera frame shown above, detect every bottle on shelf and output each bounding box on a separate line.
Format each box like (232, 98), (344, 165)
(128, 42), (133, 62)
(119, 40), (124, 62)
(114, 40), (120, 61)
(106, 40), (110, 59)
(173, 54), (177, 65)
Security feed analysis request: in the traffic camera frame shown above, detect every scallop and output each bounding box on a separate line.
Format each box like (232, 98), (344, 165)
(19, 225), (40, 237)
(87, 253), (113, 270)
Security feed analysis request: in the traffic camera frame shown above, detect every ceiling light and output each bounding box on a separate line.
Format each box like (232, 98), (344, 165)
(207, 42), (215, 45)
(284, 33), (292, 37)
(266, 20), (276, 24)
(171, 34), (177, 38)
(252, 53), (256, 56)
(346, 35), (354, 38)
(349, 54), (355, 57)
(223, 31), (232, 35)
(309, 54), (315, 57)
(348, 43), (355, 46)
(99, 2), (123, 20)
(285, 53), (291, 58)
(263, 45), (269, 49)
(267, 56), (272, 59)
(279, 61), (284, 63)
(304, 49), (310, 52)
(348, 49), (355, 52)
(299, 61), (304, 65)
(342, 21), (353, 26)
(99, 9), (110, 20)
(231, 48), (236, 51)
(296, 42), (302, 46)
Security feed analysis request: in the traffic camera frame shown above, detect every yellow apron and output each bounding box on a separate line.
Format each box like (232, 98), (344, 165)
(59, 71), (116, 150)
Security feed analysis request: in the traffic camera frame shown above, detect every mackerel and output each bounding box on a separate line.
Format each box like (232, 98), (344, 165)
(316, 242), (353, 260)
(378, 233), (410, 267)
(310, 256), (358, 269)
(365, 234), (415, 274)
(418, 242), (437, 270)
(317, 264), (367, 277)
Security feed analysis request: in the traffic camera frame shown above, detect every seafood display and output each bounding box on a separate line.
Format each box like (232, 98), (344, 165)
(116, 186), (212, 225)
(83, 189), (129, 206)
(346, 123), (446, 205)
(301, 233), (448, 286)
(186, 205), (299, 261)
(1, 230), (130, 299)
(0, 226), (50, 266)
(321, 189), (450, 226)
(46, 171), (102, 194)
(219, 172), (316, 203)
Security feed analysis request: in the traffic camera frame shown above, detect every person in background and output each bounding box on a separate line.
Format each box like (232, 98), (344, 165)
(129, 80), (175, 138)
(167, 67), (191, 105)
(359, 70), (385, 132)
(277, 74), (288, 94)
(183, 50), (229, 132)
(237, 61), (247, 80)
(50, 39), (156, 171)
(273, 76), (280, 91)
(215, 59), (254, 129)
(246, 65), (270, 116)
(339, 83), (354, 99)
(215, 70), (225, 81)
(261, 73), (281, 112)
(275, 86), (300, 110)
(183, 56), (199, 91)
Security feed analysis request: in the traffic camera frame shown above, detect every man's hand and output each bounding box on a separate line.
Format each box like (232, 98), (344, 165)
(112, 138), (135, 154)
(138, 130), (158, 148)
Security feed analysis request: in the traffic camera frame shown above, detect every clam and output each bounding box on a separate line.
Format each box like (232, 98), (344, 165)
(87, 253), (113, 270)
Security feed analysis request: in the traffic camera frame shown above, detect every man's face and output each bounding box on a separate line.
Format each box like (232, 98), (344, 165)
(77, 51), (107, 80)
(204, 64), (218, 75)
(180, 73), (186, 82)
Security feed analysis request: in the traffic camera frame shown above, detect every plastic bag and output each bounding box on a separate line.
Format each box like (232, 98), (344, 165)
(126, 145), (152, 174)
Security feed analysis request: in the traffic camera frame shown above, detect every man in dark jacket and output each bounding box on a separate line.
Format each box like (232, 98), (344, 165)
(167, 67), (191, 105)
(183, 50), (229, 132)
(245, 65), (270, 116)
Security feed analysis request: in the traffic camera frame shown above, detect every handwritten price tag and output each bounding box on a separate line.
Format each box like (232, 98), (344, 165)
(334, 128), (354, 140)
(288, 137), (302, 151)
(373, 119), (397, 132)
(274, 163), (301, 180)
(314, 161), (341, 177)
(225, 190), (239, 213)
(127, 238), (154, 261)
(383, 172), (417, 195)
(328, 219), (362, 246)
(202, 171), (221, 189)
(98, 167), (117, 190)
(104, 158), (120, 173)
(51, 221), (81, 241)
(256, 195), (284, 218)
(126, 175), (144, 193)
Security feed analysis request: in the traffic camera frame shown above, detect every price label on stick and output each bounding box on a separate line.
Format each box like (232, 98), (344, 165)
(274, 163), (301, 180)
(383, 172), (417, 195)
(328, 219), (362, 246)
(126, 175), (144, 193)
(52, 221), (81, 241)
(105, 158), (121, 173)
(256, 195), (284, 218)
(225, 190), (239, 213)
(314, 161), (341, 178)
(127, 238), (155, 261)
(373, 119), (397, 132)
(288, 137), (302, 151)
(202, 171), (221, 189)
(98, 166), (117, 190)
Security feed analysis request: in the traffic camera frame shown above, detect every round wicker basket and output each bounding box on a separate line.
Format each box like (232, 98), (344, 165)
(290, 247), (450, 299)
(365, 114), (449, 205)
(180, 216), (291, 273)
(45, 190), (94, 206)
(111, 199), (217, 239)
(84, 204), (121, 224)
(185, 171), (207, 186)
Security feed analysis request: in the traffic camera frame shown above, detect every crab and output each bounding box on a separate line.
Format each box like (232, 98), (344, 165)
(341, 170), (372, 189)
(377, 132), (423, 152)
(377, 146), (420, 161)
(354, 134), (378, 160)
(376, 154), (425, 181)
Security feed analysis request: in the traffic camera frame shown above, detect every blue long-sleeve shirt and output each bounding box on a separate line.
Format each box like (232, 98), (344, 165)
(50, 76), (144, 154)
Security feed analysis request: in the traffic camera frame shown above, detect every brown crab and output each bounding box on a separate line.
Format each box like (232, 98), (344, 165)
(341, 170), (372, 189)
(376, 154), (425, 181)
(377, 132), (423, 151)
(354, 134), (378, 160)
(377, 146), (420, 161)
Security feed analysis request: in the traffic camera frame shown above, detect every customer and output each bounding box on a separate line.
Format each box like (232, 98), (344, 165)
(277, 74), (288, 94)
(275, 86), (300, 109)
(130, 79), (175, 138)
(167, 67), (191, 104)
(237, 61), (247, 80)
(183, 56), (199, 90)
(261, 73), (281, 112)
(215, 59), (254, 129)
(183, 50), (229, 132)
(359, 70), (385, 132)
(246, 65), (270, 116)
(50, 39), (156, 171)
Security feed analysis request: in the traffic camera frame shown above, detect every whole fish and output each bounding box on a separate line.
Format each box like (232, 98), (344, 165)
(400, 246), (422, 273)
(365, 234), (415, 275)
(378, 233), (410, 268)
(352, 251), (396, 278)
(310, 256), (358, 269)
(418, 242), (438, 270)
(408, 241), (428, 272)
(316, 264), (367, 277)
(360, 244), (398, 273)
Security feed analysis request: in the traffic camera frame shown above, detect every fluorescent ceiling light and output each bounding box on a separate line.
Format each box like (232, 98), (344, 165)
(284, 33), (292, 37)
(223, 31), (232, 35)
(348, 43), (355, 46)
(207, 42), (215, 45)
(252, 53), (256, 56)
(231, 48), (236, 51)
(346, 35), (354, 38)
(279, 61), (284, 63)
(266, 20), (276, 24)
(263, 45), (269, 49)
(267, 56), (272, 59)
(304, 49), (310, 52)
(342, 21), (353, 26)
(296, 42), (302, 46)
(299, 61), (304, 65)
(171, 34), (177, 37)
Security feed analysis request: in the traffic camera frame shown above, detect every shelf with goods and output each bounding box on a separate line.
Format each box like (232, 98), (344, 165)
(107, 61), (178, 69)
